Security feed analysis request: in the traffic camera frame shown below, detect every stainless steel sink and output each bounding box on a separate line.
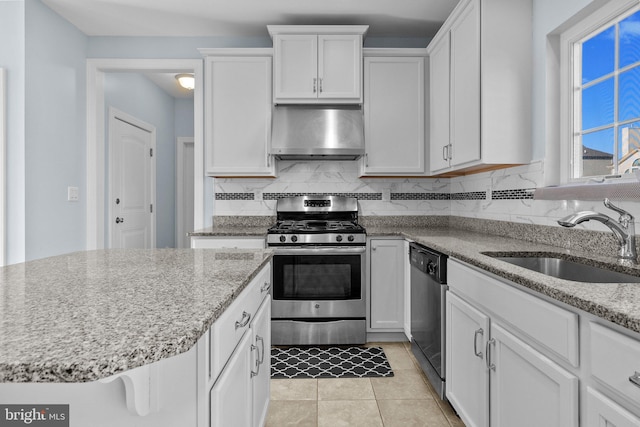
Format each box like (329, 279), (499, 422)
(485, 254), (640, 283)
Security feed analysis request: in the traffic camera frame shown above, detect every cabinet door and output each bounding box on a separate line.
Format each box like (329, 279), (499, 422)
(210, 331), (252, 427)
(362, 56), (425, 175)
(428, 34), (451, 173)
(446, 292), (490, 427)
(251, 296), (271, 427)
(489, 323), (578, 427)
(205, 56), (274, 176)
(449, 0), (480, 168)
(585, 387), (640, 427)
(318, 35), (362, 101)
(369, 239), (405, 330)
(273, 34), (318, 100)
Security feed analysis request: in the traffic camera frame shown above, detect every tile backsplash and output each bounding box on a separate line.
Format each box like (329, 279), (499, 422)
(213, 159), (640, 231)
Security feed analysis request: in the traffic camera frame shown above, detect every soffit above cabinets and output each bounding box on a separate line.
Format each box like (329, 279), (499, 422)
(41, 0), (460, 38)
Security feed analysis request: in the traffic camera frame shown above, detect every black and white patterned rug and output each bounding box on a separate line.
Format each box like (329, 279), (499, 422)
(271, 346), (394, 379)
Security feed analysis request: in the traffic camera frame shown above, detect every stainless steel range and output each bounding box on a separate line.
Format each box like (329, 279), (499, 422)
(267, 195), (366, 345)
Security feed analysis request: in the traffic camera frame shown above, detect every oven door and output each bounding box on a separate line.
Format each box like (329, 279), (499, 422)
(271, 246), (366, 319)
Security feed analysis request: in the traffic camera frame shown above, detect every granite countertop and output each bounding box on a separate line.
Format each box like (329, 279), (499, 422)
(367, 225), (640, 335)
(189, 225), (267, 237)
(0, 248), (272, 383)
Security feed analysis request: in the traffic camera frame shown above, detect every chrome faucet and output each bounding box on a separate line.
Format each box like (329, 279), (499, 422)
(558, 198), (637, 262)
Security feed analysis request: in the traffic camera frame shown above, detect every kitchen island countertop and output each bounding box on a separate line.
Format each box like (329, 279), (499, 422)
(0, 248), (272, 383)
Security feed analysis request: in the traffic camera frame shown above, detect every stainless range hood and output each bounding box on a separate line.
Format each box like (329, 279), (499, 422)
(270, 105), (365, 160)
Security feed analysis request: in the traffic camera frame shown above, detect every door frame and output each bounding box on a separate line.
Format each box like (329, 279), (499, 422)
(108, 107), (157, 248)
(86, 58), (204, 250)
(176, 136), (194, 249)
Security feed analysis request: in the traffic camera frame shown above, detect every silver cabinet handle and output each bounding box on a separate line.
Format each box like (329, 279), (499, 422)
(256, 335), (265, 364)
(474, 328), (484, 359)
(630, 371), (640, 388)
(260, 281), (271, 293)
(442, 145), (448, 161)
(313, 78), (317, 93)
(250, 344), (260, 377)
(365, 153), (369, 167)
(485, 338), (496, 371)
(235, 311), (251, 330)
(448, 143), (453, 160)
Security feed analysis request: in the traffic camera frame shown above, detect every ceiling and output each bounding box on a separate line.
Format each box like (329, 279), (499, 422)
(41, 0), (460, 39)
(42, 0), (460, 99)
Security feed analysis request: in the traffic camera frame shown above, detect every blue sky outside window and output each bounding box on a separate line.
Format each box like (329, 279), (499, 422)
(579, 7), (640, 176)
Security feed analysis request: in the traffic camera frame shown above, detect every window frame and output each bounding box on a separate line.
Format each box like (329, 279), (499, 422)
(559, 0), (640, 184)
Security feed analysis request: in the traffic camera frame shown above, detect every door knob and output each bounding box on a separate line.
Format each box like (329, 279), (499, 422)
(115, 217), (124, 224)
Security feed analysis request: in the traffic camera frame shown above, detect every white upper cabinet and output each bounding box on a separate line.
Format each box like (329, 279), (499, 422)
(427, 0), (532, 176)
(202, 50), (275, 177)
(361, 50), (427, 176)
(269, 26), (368, 104)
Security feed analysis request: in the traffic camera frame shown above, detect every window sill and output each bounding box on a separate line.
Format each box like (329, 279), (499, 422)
(534, 176), (640, 200)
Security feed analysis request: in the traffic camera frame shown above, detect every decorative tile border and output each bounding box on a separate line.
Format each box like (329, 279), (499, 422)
(492, 189), (535, 200)
(390, 193), (450, 201)
(262, 192), (383, 200)
(451, 191), (487, 201)
(215, 193), (254, 201)
(215, 188), (539, 202)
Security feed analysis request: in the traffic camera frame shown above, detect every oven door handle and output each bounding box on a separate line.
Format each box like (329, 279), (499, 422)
(272, 246), (366, 255)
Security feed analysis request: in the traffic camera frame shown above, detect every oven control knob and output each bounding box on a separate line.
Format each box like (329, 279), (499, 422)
(279, 235), (286, 243)
(348, 235), (355, 242)
(291, 235), (298, 243)
(336, 235), (343, 242)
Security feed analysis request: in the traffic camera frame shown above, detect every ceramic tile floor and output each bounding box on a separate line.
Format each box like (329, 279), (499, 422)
(266, 341), (465, 427)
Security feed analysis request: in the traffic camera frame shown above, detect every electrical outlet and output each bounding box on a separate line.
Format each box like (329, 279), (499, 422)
(67, 186), (79, 202)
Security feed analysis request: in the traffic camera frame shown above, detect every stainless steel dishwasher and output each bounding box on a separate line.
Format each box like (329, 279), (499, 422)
(410, 242), (448, 400)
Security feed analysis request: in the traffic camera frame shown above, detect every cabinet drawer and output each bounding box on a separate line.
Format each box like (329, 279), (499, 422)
(590, 322), (640, 408)
(209, 265), (271, 381)
(449, 260), (579, 366)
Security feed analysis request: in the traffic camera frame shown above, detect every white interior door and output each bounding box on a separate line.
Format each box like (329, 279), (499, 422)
(176, 137), (194, 248)
(109, 109), (155, 249)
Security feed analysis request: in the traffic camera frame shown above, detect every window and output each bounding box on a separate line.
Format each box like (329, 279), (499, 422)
(572, 5), (640, 179)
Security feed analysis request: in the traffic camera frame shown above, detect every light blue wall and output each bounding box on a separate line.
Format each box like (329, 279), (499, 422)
(24, 0), (88, 261)
(0, 0), (26, 265)
(531, 0), (593, 162)
(104, 73), (177, 248)
(174, 98), (194, 138)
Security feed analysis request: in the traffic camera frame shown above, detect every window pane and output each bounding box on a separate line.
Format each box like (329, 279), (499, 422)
(619, 122), (640, 175)
(582, 78), (615, 130)
(620, 10), (640, 68)
(582, 26), (615, 84)
(582, 129), (614, 177)
(619, 66), (640, 121)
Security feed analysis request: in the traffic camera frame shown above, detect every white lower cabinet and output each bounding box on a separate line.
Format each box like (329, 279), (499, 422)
(489, 324), (578, 427)
(210, 296), (271, 427)
(210, 331), (253, 427)
(447, 259), (579, 427)
(446, 292), (489, 427)
(198, 264), (271, 427)
(368, 238), (405, 331)
(586, 387), (640, 427)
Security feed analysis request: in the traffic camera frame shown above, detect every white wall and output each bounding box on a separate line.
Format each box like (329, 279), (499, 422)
(104, 73), (177, 248)
(24, 0), (88, 261)
(0, 0), (26, 265)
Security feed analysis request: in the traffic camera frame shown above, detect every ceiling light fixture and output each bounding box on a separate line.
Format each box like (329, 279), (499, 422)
(175, 73), (195, 90)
